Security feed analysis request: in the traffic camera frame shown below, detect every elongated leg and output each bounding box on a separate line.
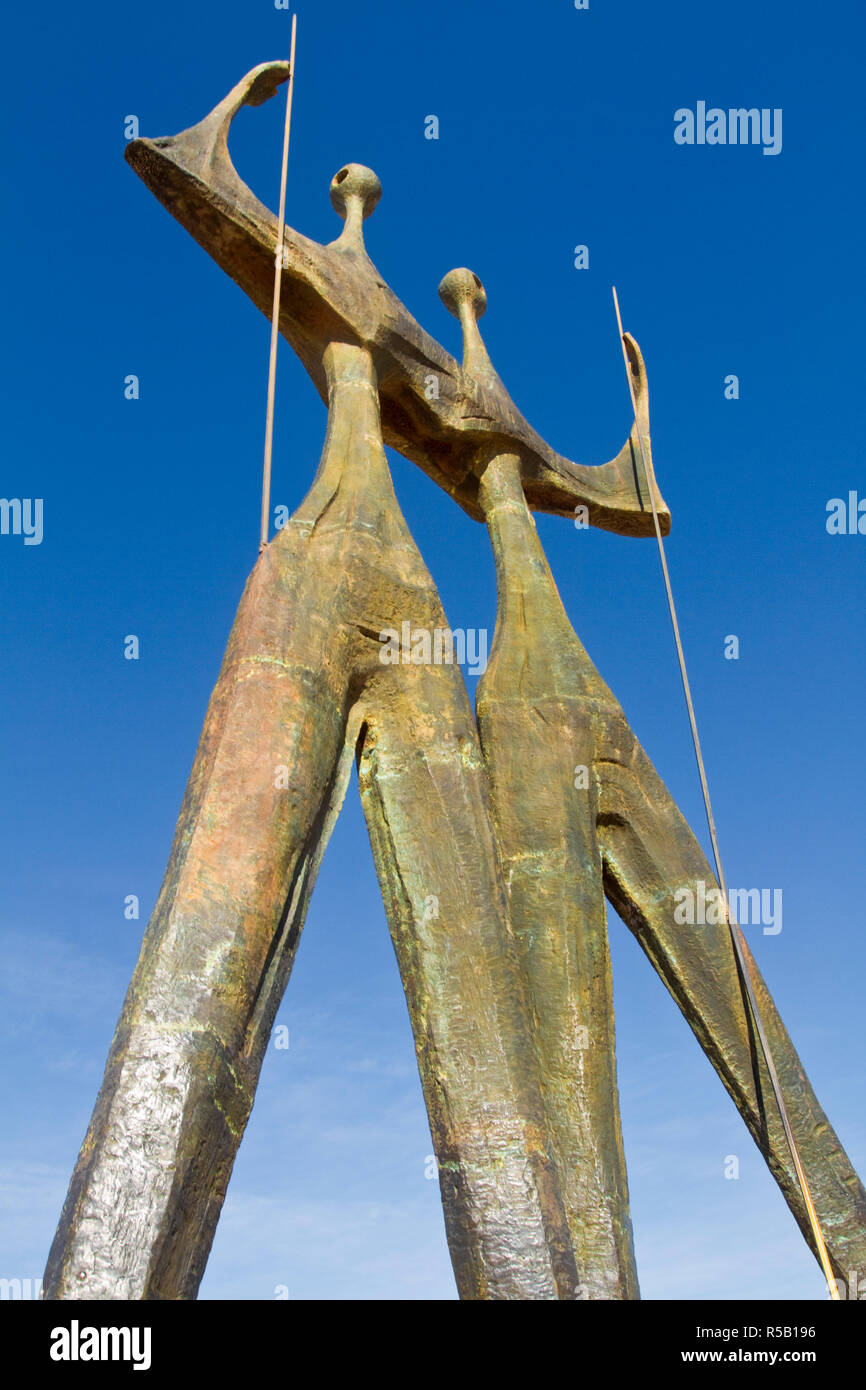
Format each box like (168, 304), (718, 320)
(357, 655), (578, 1300)
(326, 343), (578, 1299)
(43, 339), (410, 1301)
(475, 452), (638, 1299)
(44, 533), (356, 1299)
(597, 724), (866, 1281)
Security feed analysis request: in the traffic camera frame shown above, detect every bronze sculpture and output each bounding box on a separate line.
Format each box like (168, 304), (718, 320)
(43, 62), (866, 1300)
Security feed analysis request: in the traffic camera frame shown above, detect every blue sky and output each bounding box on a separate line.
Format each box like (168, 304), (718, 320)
(1, 0), (864, 1299)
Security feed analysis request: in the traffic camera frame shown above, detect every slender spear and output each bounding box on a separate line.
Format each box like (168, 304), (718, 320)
(260, 14), (298, 552)
(612, 285), (840, 1300)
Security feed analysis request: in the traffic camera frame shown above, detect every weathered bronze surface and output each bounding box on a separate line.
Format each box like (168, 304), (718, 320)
(477, 450), (640, 1300)
(476, 446), (866, 1287)
(441, 271), (866, 1294)
(123, 62), (667, 534)
(45, 349), (579, 1301)
(44, 62), (866, 1300)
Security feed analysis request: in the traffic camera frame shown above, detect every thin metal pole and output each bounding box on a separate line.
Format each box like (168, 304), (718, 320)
(260, 13), (298, 552)
(611, 285), (840, 1300)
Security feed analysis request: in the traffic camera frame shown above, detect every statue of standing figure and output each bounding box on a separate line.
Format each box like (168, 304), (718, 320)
(43, 64), (866, 1301)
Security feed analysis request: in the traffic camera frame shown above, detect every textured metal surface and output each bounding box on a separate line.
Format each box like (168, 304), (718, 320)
(598, 740), (866, 1282)
(476, 449), (866, 1288)
(435, 262), (866, 1289)
(476, 452), (639, 1299)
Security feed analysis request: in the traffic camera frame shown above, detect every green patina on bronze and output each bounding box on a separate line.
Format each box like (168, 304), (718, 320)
(44, 63), (866, 1301)
(475, 438), (866, 1291)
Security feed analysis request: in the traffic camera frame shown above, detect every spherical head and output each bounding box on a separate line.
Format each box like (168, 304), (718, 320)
(438, 268), (487, 321)
(329, 164), (382, 221)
